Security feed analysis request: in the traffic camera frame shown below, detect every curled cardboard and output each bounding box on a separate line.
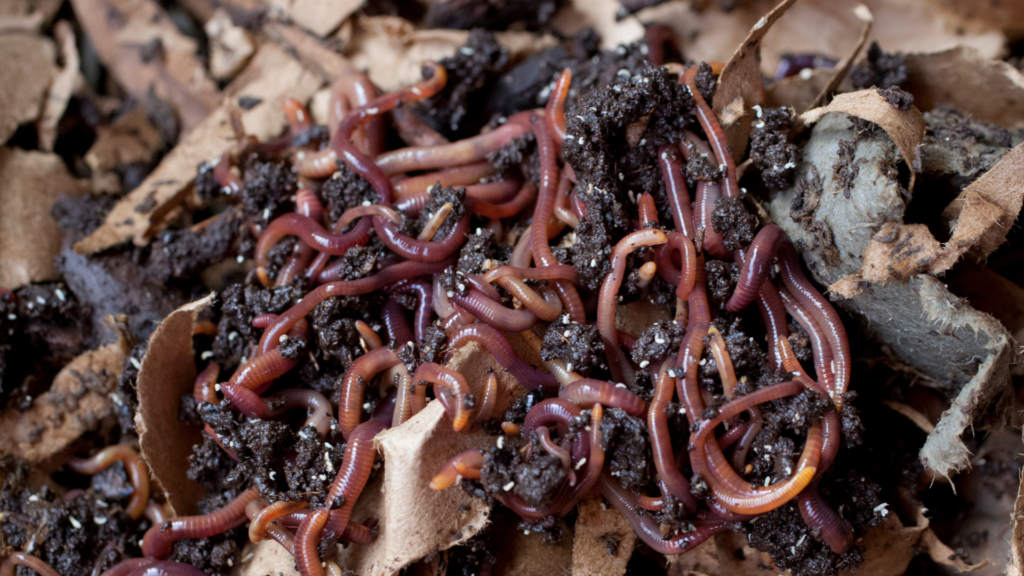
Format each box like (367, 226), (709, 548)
(74, 44), (324, 254)
(134, 294), (213, 516)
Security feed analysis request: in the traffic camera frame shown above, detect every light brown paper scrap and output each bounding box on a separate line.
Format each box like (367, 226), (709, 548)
(0, 342), (127, 462)
(551, 0), (644, 51)
(0, 32), (55, 143)
(572, 497), (637, 576)
(85, 106), (164, 175)
(0, 147), (90, 289)
(205, 8), (256, 81)
(800, 89), (925, 193)
(74, 43), (324, 254)
(36, 20), (79, 152)
(712, 0), (797, 159)
(135, 294), (213, 516)
(269, 0), (362, 38)
(69, 0), (220, 134)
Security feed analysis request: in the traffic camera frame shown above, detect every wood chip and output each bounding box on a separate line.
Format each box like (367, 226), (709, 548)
(74, 43), (324, 254)
(69, 0), (220, 134)
(0, 342), (126, 462)
(0, 147), (90, 289)
(0, 32), (55, 143)
(134, 294), (213, 516)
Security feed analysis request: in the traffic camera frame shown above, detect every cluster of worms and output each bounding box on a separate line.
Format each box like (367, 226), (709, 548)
(4, 50), (854, 576)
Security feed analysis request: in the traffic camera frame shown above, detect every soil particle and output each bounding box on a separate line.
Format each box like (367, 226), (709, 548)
(423, 0), (566, 31)
(789, 165), (822, 222)
(320, 161), (378, 222)
(711, 196), (758, 251)
(693, 61), (717, 104)
(457, 228), (512, 275)
(240, 156), (297, 228)
(787, 321), (814, 365)
(850, 42), (907, 90)
(599, 407), (651, 492)
(327, 238), (387, 282)
(563, 60), (695, 228)
(195, 161), (220, 202)
(502, 388), (545, 424)
(212, 282), (305, 369)
(682, 146), (719, 189)
(832, 140), (865, 199)
(145, 207), (245, 282)
(632, 320), (683, 368)
(746, 499), (864, 576)
(704, 260), (740, 312)
(541, 318), (607, 374)
(415, 30), (509, 138)
(410, 186), (467, 240)
(488, 132), (536, 176)
(877, 87), (914, 111)
(749, 106), (800, 192)
(51, 193), (119, 243)
(514, 434), (567, 509)
(445, 526), (497, 576)
(570, 209), (616, 292)
(113, 344), (147, 434)
(417, 324), (448, 365)
(309, 292), (384, 368)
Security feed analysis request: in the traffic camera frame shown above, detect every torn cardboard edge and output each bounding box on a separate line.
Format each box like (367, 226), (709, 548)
(830, 143), (1024, 296)
(73, 43), (325, 255)
(712, 0), (797, 161)
(135, 293), (213, 516)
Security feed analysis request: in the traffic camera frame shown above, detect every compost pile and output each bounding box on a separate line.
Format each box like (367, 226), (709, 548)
(2, 1), (1024, 576)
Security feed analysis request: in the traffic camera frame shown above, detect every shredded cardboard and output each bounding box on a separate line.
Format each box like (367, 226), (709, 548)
(766, 68), (841, 112)
(551, 0), (644, 51)
(0, 147), (90, 289)
(69, 0), (220, 134)
(712, 0), (797, 160)
(572, 497), (637, 576)
(84, 106), (164, 175)
(205, 8), (256, 81)
(36, 20), (78, 152)
(800, 89), (925, 193)
(269, 0), (361, 38)
(0, 342), (126, 462)
(265, 21), (354, 81)
(134, 294), (213, 516)
(0, 32), (55, 143)
(74, 44), (324, 254)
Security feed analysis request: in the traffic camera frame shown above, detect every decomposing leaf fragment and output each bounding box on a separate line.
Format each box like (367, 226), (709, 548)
(135, 294), (213, 516)
(74, 44), (324, 254)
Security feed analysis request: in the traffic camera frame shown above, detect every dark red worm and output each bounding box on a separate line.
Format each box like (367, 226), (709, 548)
(255, 213), (374, 282)
(488, 276), (562, 321)
(648, 368), (698, 515)
(261, 257), (455, 355)
(390, 105), (449, 147)
(68, 445), (149, 520)
(450, 289), (538, 332)
(682, 65), (739, 200)
(398, 178), (523, 216)
(599, 474), (734, 554)
(558, 379), (645, 416)
(294, 508), (331, 576)
(445, 324), (558, 392)
(546, 68), (572, 144)
(411, 362), (472, 430)
(393, 161), (494, 196)
(374, 212), (471, 263)
(654, 231), (698, 300)
(724, 224), (786, 313)
(337, 347), (402, 439)
(222, 386), (333, 435)
(0, 552), (60, 576)
(530, 116), (587, 323)
(482, 264), (578, 285)
(536, 425), (576, 485)
(381, 297), (414, 347)
(521, 398), (580, 438)
(569, 190), (588, 222)
(375, 123), (527, 176)
(465, 181), (536, 219)
(754, 280), (789, 373)
(678, 132), (729, 259)
(388, 279), (433, 343)
(232, 319), (309, 394)
(274, 188), (324, 286)
(441, 302), (476, 335)
(142, 488), (260, 559)
(779, 285), (836, 393)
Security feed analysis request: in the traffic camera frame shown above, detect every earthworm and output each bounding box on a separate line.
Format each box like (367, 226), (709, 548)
(536, 425), (575, 485)
(301, 203), (397, 280)
(337, 347), (402, 439)
(644, 24), (679, 67)
(755, 280), (789, 373)
(375, 123), (528, 176)
(391, 105), (449, 147)
(597, 229), (668, 373)
(682, 65), (738, 199)
(68, 445), (149, 520)
(490, 276), (563, 321)
(294, 508), (331, 576)
(731, 405), (763, 472)
(276, 189), (325, 286)
(530, 117), (587, 323)
(677, 133), (729, 259)
(558, 379), (645, 416)
(430, 449), (484, 490)
(654, 232), (697, 300)
(283, 97), (311, 134)
(637, 192), (659, 226)
(432, 274), (456, 318)
(356, 319), (385, 351)
(553, 172), (579, 228)
(393, 161), (494, 197)
(294, 148), (340, 179)
(387, 279), (433, 342)
(122, 560), (210, 576)
(248, 500), (306, 544)
(411, 362), (472, 431)
(482, 265), (578, 285)
(223, 386), (333, 435)
(233, 319), (309, 393)
(545, 68), (571, 143)
(636, 261), (658, 290)
(648, 368), (698, 515)
(212, 152), (242, 196)
(145, 501), (171, 526)
(675, 256), (710, 414)
(521, 398), (580, 438)
(192, 320), (218, 337)
(98, 559), (159, 576)
(442, 303), (477, 335)
(323, 394), (396, 536)
(0, 553), (60, 576)
(724, 224), (786, 313)
(779, 286), (835, 394)
(255, 213), (374, 281)
(374, 212), (470, 263)
(141, 488), (259, 559)
(465, 181), (536, 219)
(261, 258), (455, 355)
(445, 324), (558, 392)
(328, 69), (384, 157)
(569, 190), (588, 222)
(598, 474), (733, 554)
(450, 289), (538, 331)
(418, 202), (453, 241)
(707, 327), (737, 397)
(193, 363), (220, 404)
(379, 299), (413, 348)
(476, 372), (499, 424)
